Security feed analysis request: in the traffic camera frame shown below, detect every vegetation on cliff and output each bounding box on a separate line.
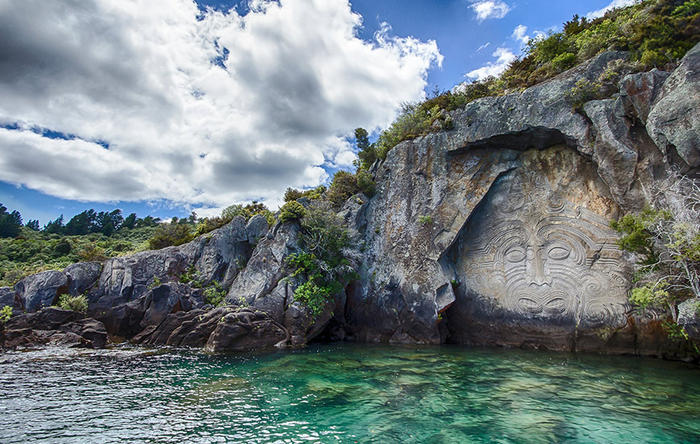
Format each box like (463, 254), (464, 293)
(286, 205), (355, 316)
(612, 171), (700, 338)
(371, 0), (699, 159)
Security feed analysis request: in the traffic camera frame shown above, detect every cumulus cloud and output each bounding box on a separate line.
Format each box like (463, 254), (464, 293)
(0, 0), (441, 210)
(512, 25), (529, 45)
(466, 47), (516, 80)
(470, 1), (511, 21)
(511, 24), (546, 47)
(586, 0), (639, 19)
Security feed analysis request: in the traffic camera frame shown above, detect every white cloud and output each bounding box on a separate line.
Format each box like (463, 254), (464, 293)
(0, 0), (441, 210)
(476, 42), (491, 52)
(586, 0), (639, 19)
(511, 25), (547, 47)
(470, 1), (511, 21)
(466, 47), (517, 80)
(512, 25), (529, 45)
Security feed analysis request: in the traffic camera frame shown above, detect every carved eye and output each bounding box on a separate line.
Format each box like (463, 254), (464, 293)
(504, 247), (526, 263)
(547, 246), (570, 260)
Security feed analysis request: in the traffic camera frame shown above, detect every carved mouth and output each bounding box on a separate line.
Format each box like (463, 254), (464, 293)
(528, 280), (552, 287)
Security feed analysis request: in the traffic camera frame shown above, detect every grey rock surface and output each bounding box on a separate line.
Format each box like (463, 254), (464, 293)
(15, 271), (68, 313)
(64, 262), (102, 296)
(206, 309), (288, 352)
(0, 287), (21, 312)
(1, 307), (108, 349)
(646, 43), (700, 168)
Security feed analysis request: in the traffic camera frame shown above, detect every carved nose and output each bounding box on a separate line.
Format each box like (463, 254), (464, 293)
(527, 246), (552, 286)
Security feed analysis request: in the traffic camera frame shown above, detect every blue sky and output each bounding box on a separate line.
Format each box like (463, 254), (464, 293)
(0, 0), (632, 224)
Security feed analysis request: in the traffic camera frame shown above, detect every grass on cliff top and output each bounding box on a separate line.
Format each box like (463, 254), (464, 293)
(373, 0), (699, 160)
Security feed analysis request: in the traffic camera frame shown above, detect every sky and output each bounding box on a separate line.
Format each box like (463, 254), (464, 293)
(0, 0), (636, 224)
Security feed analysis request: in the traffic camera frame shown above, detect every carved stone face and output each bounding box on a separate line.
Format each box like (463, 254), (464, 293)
(456, 169), (629, 327)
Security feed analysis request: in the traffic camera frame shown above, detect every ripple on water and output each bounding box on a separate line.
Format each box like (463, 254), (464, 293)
(0, 344), (699, 443)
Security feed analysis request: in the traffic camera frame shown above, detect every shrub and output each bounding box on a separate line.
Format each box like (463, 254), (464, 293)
(148, 222), (194, 250)
(53, 238), (72, 256)
(279, 201), (306, 223)
(0, 305), (12, 325)
(286, 205), (356, 317)
(179, 266), (204, 288)
(327, 171), (360, 208)
(203, 281), (226, 306)
(56, 294), (88, 313)
(148, 276), (162, 290)
(356, 170), (376, 197)
(418, 215), (433, 225)
(284, 188), (304, 202)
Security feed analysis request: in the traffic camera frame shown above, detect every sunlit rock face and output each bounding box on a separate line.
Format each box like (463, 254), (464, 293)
(445, 148), (631, 349)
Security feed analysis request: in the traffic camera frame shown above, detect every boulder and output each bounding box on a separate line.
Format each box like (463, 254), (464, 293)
(206, 309), (288, 352)
(245, 213), (269, 244)
(96, 282), (204, 338)
(136, 307), (228, 347)
(0, 287), (21, 312)
(64, 262), (102, 296)
(15, 271), (68, 313)
(90, 217), (251, 312)
(617, 69), (670, 123)
(1, 307), (108, 349)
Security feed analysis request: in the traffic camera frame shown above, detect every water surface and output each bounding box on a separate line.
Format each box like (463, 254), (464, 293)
(1, 344), (698, 443)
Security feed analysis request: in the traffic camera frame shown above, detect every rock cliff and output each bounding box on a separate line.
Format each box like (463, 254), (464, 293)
(1, 43), (698, 358)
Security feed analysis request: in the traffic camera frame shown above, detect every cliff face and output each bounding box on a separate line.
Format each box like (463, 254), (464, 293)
(346, 43), (700, 355)
(2, 43), (698, 357)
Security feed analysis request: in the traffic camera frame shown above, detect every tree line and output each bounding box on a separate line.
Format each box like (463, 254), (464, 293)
(0, 204), (162, 238)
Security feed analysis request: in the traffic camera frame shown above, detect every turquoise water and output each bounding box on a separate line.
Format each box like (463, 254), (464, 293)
(1, 344), (699, 443)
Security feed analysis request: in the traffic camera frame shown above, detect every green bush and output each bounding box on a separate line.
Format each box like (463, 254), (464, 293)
(356, 170), (376, 197)
(56, 294), (88, 313)
(279, 201), (306, 223)
(327, 171), (360, 208)
(418, 215), (433, 225)
(286, 205), (356, 317)
(148, 223), (194, 250)
(284, 188), (304, 202)
(179, 266), (204, 288)
(203, 281), (226, 306)
(0, 305), (12, 325)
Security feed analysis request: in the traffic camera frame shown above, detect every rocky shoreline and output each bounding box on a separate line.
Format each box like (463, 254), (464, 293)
(2, 43), (699, 361)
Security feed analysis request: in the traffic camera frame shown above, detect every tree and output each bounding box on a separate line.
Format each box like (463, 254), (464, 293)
(65, 210), (95, 235)
(25, 220), (40, 231)
(284, 187), (303, 202)
(0, 204), (22, 238)
(122, 213), (137, 230)
(355, 127), (377, 171)
(612, 171), (700, 326)
(44, 215), (65, 234)
(326, 171), (359, 208)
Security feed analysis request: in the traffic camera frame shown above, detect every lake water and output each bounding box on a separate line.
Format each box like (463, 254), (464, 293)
(1, 344), (699, 443)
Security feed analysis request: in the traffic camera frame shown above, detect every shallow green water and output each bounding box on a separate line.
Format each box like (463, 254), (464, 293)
(1, 344), (699, 443)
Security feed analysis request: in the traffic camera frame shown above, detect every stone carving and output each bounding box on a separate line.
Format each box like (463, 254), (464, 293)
(454, 165), (630, 328)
